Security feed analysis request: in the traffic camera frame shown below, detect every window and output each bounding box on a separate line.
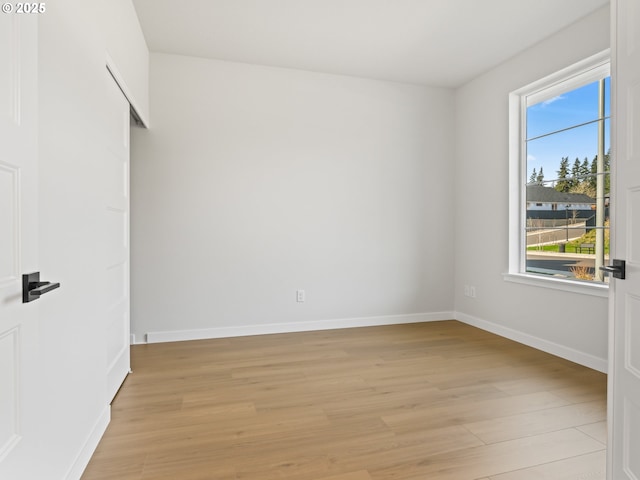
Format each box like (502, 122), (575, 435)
(507, 51), (610, 295)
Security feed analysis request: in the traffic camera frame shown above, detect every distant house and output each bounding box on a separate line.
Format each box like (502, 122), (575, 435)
(526, 185), (595, 212)
(526, 185), (597, 226)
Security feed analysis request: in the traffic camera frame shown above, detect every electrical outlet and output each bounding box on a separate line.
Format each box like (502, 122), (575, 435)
(470, 286), (476, 298)
(296, 289), (305, 302)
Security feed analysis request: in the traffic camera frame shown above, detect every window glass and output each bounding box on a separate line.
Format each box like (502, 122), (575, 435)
(518, 66), (610, 284)
(527, 81), (601, 139)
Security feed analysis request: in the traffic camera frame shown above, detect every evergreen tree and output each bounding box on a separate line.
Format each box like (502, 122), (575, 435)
(571, 158), (581, 188)
(529, 168), (537, 185)
(536, 167), (544, 185)
(555, 156), (570, 192)
(588, 150), (611, 194)
(580, 157), (590, 181)
(589, 156), (598, 190)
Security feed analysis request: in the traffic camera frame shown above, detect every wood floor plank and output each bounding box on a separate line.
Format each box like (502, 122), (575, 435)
(317, 471), (372, 480)
(81, 321), (607, 480)
(577, 421), (608, 445)
(381, 391), (571, 431)
(327, 424), (485, 471)
(81, 451), (146, 480)
(140, 450), (237, 480)
(464, 400), (606, 444)
(232, 416), (395, 461)
(233, 452), (331, 480)
(494, 367), (606, 398)
(488, 450), (606, 480)
(369, 429), (604, 480)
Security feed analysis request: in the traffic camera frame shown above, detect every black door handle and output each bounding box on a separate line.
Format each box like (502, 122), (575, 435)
(599, 259), (626, 279)
(22, 272), (61, 303)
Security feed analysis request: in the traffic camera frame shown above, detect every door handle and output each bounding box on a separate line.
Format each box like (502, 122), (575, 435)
(22, 272), (61, 303)
(599, 259), (626, 280)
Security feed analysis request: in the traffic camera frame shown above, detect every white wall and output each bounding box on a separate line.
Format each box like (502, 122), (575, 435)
(131, 53), (455, 342)
(32, 1), (147, 478)
(454, 6), (610, 370)
(98, 0), (149, 123)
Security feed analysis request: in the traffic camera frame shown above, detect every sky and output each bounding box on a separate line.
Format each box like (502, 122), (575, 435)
(526, 77), (610, 185)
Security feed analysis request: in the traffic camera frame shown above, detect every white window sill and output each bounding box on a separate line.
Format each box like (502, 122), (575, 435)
(503, 272), (609, 298)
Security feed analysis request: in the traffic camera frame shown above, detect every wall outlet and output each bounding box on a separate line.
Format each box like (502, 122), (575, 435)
(464, 285), (476, 298)
(296, 289), (305, 302)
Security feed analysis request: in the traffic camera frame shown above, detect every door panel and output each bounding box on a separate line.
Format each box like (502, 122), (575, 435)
(106, 301), (127, 360)
(610, 0), (640, 478)
(629, 186), (640, 263)
(104, 72), (130, 402)
(105, 151), (127, 208)
(0, 14), (27, 289)
(0, 328), (19, 460)
(0, 14), (40, 476)
(628, 294), (640, 377)
(106, 208), (127, 266)
(623, 398), (640, 476)
(105, 263), (127, 308)
(0, 164), (19, 285)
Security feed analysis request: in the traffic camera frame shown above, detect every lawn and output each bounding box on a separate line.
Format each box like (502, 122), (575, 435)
(527, 223), (610, 254)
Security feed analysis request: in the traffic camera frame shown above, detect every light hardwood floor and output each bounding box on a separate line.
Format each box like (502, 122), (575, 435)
(82, 321), (607, 480)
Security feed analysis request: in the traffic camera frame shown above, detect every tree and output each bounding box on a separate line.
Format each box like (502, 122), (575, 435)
(555, 156), (570, 192)
(589, 150), (612, 195)
(580, 157), (590, 181)
(529, 168), (537, 185)
(589, 156), (598, 190)
(570, 179), (596, 197)
(536, 167), (545, 185)
(571, 157), (581, 187)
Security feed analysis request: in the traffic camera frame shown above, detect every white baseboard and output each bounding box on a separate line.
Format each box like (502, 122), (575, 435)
(64, 405), (110, 480)
(145, 311), (455, 344)
(455, 311), (608, 373)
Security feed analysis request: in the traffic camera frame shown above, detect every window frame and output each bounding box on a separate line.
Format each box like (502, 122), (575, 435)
(505, 50), (610, 298)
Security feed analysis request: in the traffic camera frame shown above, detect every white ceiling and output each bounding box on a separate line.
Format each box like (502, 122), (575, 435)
(132, 0), (609, 88)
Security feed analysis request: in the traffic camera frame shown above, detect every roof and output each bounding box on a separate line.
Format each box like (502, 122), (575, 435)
(526, 185), (595, 204)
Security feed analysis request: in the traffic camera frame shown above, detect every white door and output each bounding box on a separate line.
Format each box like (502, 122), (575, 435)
(609, 0), (640, 478)
(104, 71), (131, 402)
(0, 14), (42, 477)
